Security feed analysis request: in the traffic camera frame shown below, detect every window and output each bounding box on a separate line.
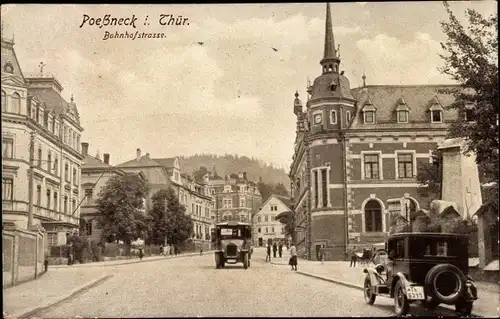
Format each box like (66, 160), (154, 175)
(64, 196), (68, 214)
(54, 157), (59, 175)
(47, 152), (52, 172)
(37, 148), (42, 167)
(258, 228), (261, 233)
(346, 110), (351, 124)
(389, 239), (405, 259)
(85, 188), (93, 205)
(264, 215), (268, 222)
(223, 199), (232, 208)
(36, 104), (40, 123)
(431, 110), (442, 123)
(47, 233), (58, 247)
(364, 111), (375, 124)
(46, 189), (51, 208)
(265, 227), (269, 233)
(36, 185), (41, 206)
(65, 163), (69, 182)
(53, 192), (58, 211)
(364, 154), (379, 179)
(1, 90), (6, 112)
(313, 170), (319, 207)
(271, 205), (277, 211)
(72, 199), (76, 213)
(257, 216), (261, 223)
(43, 111), (49, 128)
(398, 153), (414, 178)
(330, 110), (337, 124)
(192, 203), (195, 214)
(72, 168), (77, 185)
(321, 169), (328, 207)
(271, 227), (275, 233)
(465, 108), (474, 122)
(398, 110), (408, 123)
(2, 138), (13, 158)
(64, 126), (68, 144)
(85, 222), (92, 236)
(2, 178), (13, 200)
(240, 198), (245, 207)
(364, 200), (382, 232)
(11, 92), (20, 114)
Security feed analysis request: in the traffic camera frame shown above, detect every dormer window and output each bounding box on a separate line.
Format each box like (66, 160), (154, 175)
(429, 96), (444, 123)
(396, 97), (410, 123)
(364, 111), (375, 124)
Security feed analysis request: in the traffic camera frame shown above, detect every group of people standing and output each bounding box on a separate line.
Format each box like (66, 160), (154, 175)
(265, 241), (297, 271)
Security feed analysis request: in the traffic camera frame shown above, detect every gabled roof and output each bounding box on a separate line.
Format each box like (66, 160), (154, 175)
(1, 39), (26, 83)
(116, 155), (163, 168)
(153, 157), (177, 168)
(258, 194), (292, 213)
(82, 154), (113, 169)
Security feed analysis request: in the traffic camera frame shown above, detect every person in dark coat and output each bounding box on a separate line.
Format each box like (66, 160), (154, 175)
(266, 243), (271, 262)
(349, 246), (358, 267)
(278, 242), (283, 258)
(272, 242), (277, 258)
(138, 248), (144, 261)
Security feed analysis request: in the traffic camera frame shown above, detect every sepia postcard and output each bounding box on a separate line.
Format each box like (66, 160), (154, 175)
(2, 2), (499, 318)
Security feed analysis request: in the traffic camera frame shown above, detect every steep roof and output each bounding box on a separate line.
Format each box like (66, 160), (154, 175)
(116, 155), (163, 168)
(350, 85), (460, 129)
(259, 194), (292, 212)
(1, 38), (26, 83)
(154, 157), (176, 168)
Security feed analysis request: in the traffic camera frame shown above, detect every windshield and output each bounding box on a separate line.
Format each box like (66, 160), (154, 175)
(218, 227), (245, 240)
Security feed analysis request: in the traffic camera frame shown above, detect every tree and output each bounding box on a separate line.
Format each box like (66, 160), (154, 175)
(96, 174), (150, 247)
(193, 166), (210, 182)
(149, 187), (194, 246)
(275, 210), (295, 243)
(273, 182), (290, 198)
(258, 181), (290, 203)
(417, 151), (442, 203)
(439, 1), (498, 207)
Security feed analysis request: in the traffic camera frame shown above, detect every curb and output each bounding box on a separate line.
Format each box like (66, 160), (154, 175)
(50, 251), (214, 269)
(14, 274), (113, 319)
(295, 270), (483, 317)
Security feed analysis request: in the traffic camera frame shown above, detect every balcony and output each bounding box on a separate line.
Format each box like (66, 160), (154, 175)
(2, 200), (28, 213)
(34, 205), (59, 220)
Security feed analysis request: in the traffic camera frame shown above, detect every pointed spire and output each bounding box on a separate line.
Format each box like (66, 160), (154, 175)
(323, 2), (336, 61)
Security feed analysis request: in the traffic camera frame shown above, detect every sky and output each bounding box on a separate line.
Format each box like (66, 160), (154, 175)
(1, 2), (497, 170)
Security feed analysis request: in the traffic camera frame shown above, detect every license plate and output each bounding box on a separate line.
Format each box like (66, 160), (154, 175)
(406, 286), (425, 300)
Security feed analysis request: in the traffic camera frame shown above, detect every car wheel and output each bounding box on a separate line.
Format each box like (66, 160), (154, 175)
(425, 264), (466, 305)
(394, 281), (410, 316)
(455, 299), (473, 316)
(364, 276), (376, 305)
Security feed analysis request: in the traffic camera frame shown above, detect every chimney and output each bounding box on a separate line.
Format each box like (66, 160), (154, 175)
(81, 142), (89, 156)
(103, 153), (110, 164)
(146, 153), (150, 159)
(136, 148), (141, 161)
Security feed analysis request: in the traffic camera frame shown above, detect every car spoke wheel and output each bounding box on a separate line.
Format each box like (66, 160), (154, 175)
(364, 277), (376, 305)
(394, 281), (409, 316)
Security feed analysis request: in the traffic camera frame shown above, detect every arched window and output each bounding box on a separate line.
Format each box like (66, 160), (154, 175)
(1, 90), (6, 112)
(365, 200), (383, 232)
(11, 92), (20, 114)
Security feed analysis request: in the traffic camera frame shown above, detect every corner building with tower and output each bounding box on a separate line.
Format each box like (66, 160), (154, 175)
(289, 3), (467, 261)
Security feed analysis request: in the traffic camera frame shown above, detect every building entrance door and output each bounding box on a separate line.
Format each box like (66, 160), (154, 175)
(258, 238), (263, 247)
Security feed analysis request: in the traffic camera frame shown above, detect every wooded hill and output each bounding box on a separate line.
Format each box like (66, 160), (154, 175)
(177, 154), (290, 187)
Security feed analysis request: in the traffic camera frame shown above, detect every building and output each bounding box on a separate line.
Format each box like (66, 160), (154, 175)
(2, 34), (84, 247)
(79, 143), (133, 243)
(289, 3), (467, 261)
(154, 157), (214, 250)
(209, 171), (262, 227)
(253, 194), (291, 247)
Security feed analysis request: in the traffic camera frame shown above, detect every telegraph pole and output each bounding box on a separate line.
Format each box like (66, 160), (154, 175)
(27, 131), (36, 228)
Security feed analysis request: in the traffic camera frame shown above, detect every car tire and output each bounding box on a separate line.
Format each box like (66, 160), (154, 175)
(455, 299), (473, 316)
(425, 264), (466, 305)
(364, 276), (376, 305)
(394, 280), (410, 316)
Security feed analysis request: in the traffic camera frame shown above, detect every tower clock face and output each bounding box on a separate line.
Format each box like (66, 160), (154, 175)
(314, 114), (322, 124)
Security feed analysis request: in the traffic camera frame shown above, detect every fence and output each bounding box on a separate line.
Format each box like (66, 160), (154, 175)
(3, 224), (45, 288)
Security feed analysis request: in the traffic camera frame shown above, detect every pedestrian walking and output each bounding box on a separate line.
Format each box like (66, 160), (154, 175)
(289, 243), (298, 271)
(349, 245), (358, 267)
(272, 242), (277, 258)
(160, 245), (164, 256)
(266, 243), (271, 262)
(319, 250), (324, 264)
(138, 248), (144, 261)
(278, 242), (283, 258)
(200, 247), (203, 256)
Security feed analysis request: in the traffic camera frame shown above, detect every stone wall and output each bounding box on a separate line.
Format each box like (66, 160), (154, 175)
(2, 225), (45, 287)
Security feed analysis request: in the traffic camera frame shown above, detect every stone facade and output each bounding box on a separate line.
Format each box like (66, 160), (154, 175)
(289, 4), (467, 261)
(2, 35), (84, 246)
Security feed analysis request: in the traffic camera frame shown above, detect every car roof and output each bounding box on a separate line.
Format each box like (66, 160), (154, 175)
(388, 232), (469, 240)
(215, 221), (251, 227)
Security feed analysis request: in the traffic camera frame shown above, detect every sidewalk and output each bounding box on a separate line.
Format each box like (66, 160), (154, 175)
(3, 251), (213, 318)
(271, 259), (499, 317)
(51, 250), (213, 269)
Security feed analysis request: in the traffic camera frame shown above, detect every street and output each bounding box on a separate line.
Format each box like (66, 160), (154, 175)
(34, 249), (471, 318)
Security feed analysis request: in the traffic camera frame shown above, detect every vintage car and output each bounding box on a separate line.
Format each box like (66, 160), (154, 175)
(363, 232), (478, 316)
(211, 221), (253, 269)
